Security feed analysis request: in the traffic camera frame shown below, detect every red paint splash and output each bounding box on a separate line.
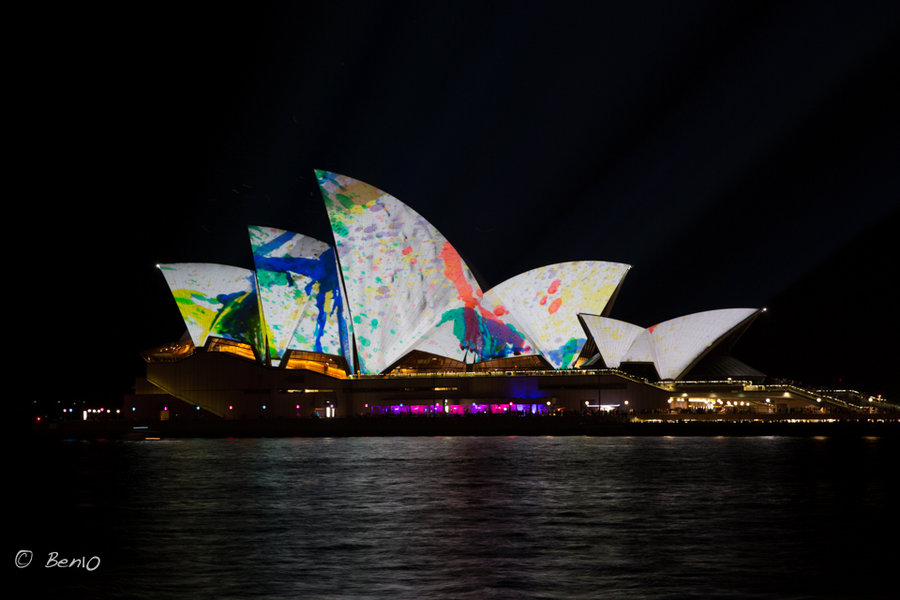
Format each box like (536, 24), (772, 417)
(440, 242), (476, 306)
(648, 324), (657, 334)
(401, 246), (412, 255)
(439, 241), (531, 356)
(539, 295), (548, 306)
(547, 279), (561, 294)
(440, 242), (480, 345)
(548, 297), (562, 314)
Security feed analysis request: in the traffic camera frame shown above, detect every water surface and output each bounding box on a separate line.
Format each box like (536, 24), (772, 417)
(13, 436), (898, 599)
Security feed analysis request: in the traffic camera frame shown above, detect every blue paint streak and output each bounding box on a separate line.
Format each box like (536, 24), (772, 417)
(545, 337), (586, 369)
(254, 247), (345, 356)
(435, 308), (530, 362)
(254, 230), (298, 258)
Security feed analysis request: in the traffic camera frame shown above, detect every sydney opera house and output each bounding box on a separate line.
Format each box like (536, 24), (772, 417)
(131, 171), (874, 421)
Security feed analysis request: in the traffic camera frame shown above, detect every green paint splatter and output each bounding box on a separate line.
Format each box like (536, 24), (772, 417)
(336, 192), (356, 210)
(546, 337), (584, 369)
(332, 220), (349, 237)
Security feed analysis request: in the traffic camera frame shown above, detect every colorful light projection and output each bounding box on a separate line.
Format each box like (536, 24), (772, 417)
(157, 171), (652, 378)
(412, 273), (535, 366)
(368, 403), (549, 416)
(481, 262), (630, 369)
(580, 308), (761, 380)
(158, 263), (264, 358)
(316, 170), (531, 374)
(248, 226), (354, 369)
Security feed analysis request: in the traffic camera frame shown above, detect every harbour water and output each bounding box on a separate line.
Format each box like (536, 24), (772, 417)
(12, 435), (899, 599)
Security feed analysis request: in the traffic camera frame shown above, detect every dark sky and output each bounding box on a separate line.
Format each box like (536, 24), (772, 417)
(26, 1), (898, 405)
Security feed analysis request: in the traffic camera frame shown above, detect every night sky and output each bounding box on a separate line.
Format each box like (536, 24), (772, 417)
(27, 1), (898, 407)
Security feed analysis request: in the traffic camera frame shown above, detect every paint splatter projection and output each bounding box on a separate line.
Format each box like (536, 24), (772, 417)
(413, 241), (533, 364)
(316, 170), (531, 373)
(581, 308), (760, 379)
(248, 226), (353, 369)
(482, 262), (630, 369)
(154, 170), (763, 381)
(158, 263), (264, 358)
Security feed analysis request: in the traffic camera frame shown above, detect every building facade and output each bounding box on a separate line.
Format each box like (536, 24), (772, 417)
(133, 171), (875, 420)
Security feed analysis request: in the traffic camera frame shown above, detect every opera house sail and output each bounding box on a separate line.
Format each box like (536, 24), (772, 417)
(481, 261), (630, 369)
(318, 170), (539, 373)
(158, 263), (265, 359)
(249, 225), (354, 370)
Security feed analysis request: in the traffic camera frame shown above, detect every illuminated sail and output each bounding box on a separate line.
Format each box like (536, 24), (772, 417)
(249, 226), (353, 369)
(578, 315), (645, 369)
(317, 170), (529, 373)
(647, 308), (759, 380)
(482, 262), (630, 369)
(158, 263), (264, 358)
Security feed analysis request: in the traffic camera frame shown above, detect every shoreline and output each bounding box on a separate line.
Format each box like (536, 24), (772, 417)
(31, 416), (900, 440)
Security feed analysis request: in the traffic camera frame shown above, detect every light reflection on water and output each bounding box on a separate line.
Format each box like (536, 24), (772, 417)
(15, 436), (899, 599)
